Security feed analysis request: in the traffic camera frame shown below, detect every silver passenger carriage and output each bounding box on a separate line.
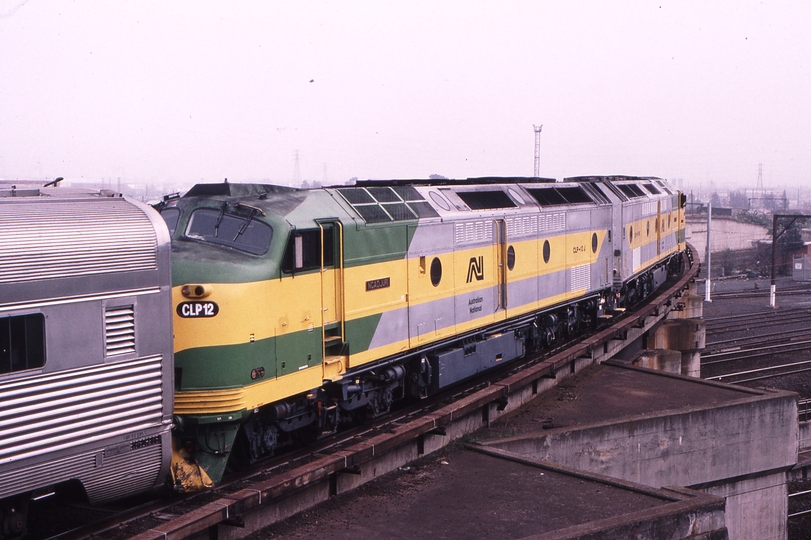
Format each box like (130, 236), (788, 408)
(0, 182), (173, 537)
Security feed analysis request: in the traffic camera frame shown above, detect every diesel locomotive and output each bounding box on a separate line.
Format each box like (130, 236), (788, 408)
(0, 183), (174, 538)
(159, 175), (686, 489)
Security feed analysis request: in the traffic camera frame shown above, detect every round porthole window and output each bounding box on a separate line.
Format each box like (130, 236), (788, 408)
(647, 221), (650, 236)
(507, 188), (524, 205)
(430, 257), (442, 287)
(429, 191), (451, 211)
(543, 240), (551, 264)
(629, 226), (633, 244)
(591, 233), (598, 253)
(507, 245), (516, 270)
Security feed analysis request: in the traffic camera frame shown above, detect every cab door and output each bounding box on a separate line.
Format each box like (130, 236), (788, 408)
(495, 219), (508, 317)
(317, 220), (345, 380)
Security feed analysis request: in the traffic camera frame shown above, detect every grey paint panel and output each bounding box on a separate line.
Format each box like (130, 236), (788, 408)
(455, 285), (498, 325)
(367, 306), (409, 351)
(408, 295), (457, 341)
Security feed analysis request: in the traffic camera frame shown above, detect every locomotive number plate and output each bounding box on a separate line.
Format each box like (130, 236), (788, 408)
(177, 301), (219, 318)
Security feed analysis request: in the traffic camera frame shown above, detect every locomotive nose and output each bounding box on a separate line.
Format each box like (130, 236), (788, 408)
(181, 284), (213, 298)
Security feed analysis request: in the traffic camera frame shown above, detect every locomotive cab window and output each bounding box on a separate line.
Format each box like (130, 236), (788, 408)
(282, 227), (334, 273)
(1, 314), (45, 375)
(185, 207), (273, 255)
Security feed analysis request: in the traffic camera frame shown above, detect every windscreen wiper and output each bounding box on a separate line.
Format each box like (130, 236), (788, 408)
(233, 208), (257, 242)
(214, 201), (227, 237)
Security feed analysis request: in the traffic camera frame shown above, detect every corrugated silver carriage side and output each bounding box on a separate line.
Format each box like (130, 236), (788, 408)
(0, 185), (173, 536)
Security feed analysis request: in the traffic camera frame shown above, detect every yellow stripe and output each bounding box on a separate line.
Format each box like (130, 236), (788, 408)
(343, 259), (408, 319)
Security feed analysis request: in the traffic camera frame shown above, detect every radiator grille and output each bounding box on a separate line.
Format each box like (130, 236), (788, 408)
(570, 264), (591, 292)
(455, 221), (493, 245)
(173, 388), (248, 414)
(539, 212), (566, 232)
(0, 356), (164, 466)
(105, 306), (136, 356)
(506, 215), (538, 238)
(0, 200), (157, 284)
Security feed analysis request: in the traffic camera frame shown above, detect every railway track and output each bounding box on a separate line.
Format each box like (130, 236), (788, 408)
(706, 282), (811, 301)
(705, 308), (811, 338)
(701, 297), (811, 384)
(32, 252), (699, 540)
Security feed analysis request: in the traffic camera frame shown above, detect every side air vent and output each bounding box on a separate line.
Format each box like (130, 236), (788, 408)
(105, 306), (135, 357)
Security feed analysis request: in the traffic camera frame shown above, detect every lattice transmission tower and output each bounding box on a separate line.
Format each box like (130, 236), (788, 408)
(533, 125), (543, 177)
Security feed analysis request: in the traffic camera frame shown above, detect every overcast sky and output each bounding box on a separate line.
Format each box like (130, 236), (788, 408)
(1, 1), (808, 192)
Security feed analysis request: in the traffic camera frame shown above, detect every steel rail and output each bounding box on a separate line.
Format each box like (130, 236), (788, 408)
(706, 327), (811, 349)
(702, 340), (811, 365)
(706, 360), (811, 384)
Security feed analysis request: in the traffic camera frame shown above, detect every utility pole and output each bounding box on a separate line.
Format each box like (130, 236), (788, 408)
(705, 202), (712, 302)
(533, 124), (543, 177)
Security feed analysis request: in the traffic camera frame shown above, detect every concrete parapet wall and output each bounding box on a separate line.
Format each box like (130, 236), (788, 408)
(487, 395), (796, 487)
(700, 472), (787, 540)
(483, 388), (797, 540)
(686, 218), (769, 255)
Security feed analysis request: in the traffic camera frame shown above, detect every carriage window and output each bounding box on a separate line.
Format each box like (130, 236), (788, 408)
(0, 314), (45, 374)
(185, 207), (273, 255)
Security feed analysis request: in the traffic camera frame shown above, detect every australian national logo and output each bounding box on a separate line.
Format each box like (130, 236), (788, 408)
(466, 256), (484, 283)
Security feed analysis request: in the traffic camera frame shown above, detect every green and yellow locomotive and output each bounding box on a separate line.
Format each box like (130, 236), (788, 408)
(158, 176), (686, 488)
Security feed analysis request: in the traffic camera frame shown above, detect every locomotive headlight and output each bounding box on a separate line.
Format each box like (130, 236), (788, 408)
(181, 284), (212, 298)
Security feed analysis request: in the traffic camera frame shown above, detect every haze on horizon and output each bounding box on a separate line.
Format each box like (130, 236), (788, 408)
(1, 1), (808, 193)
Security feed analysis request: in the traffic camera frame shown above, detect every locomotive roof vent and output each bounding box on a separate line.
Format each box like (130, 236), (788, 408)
(525, 185), (597, 207)
(337, 185), (439, 223)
